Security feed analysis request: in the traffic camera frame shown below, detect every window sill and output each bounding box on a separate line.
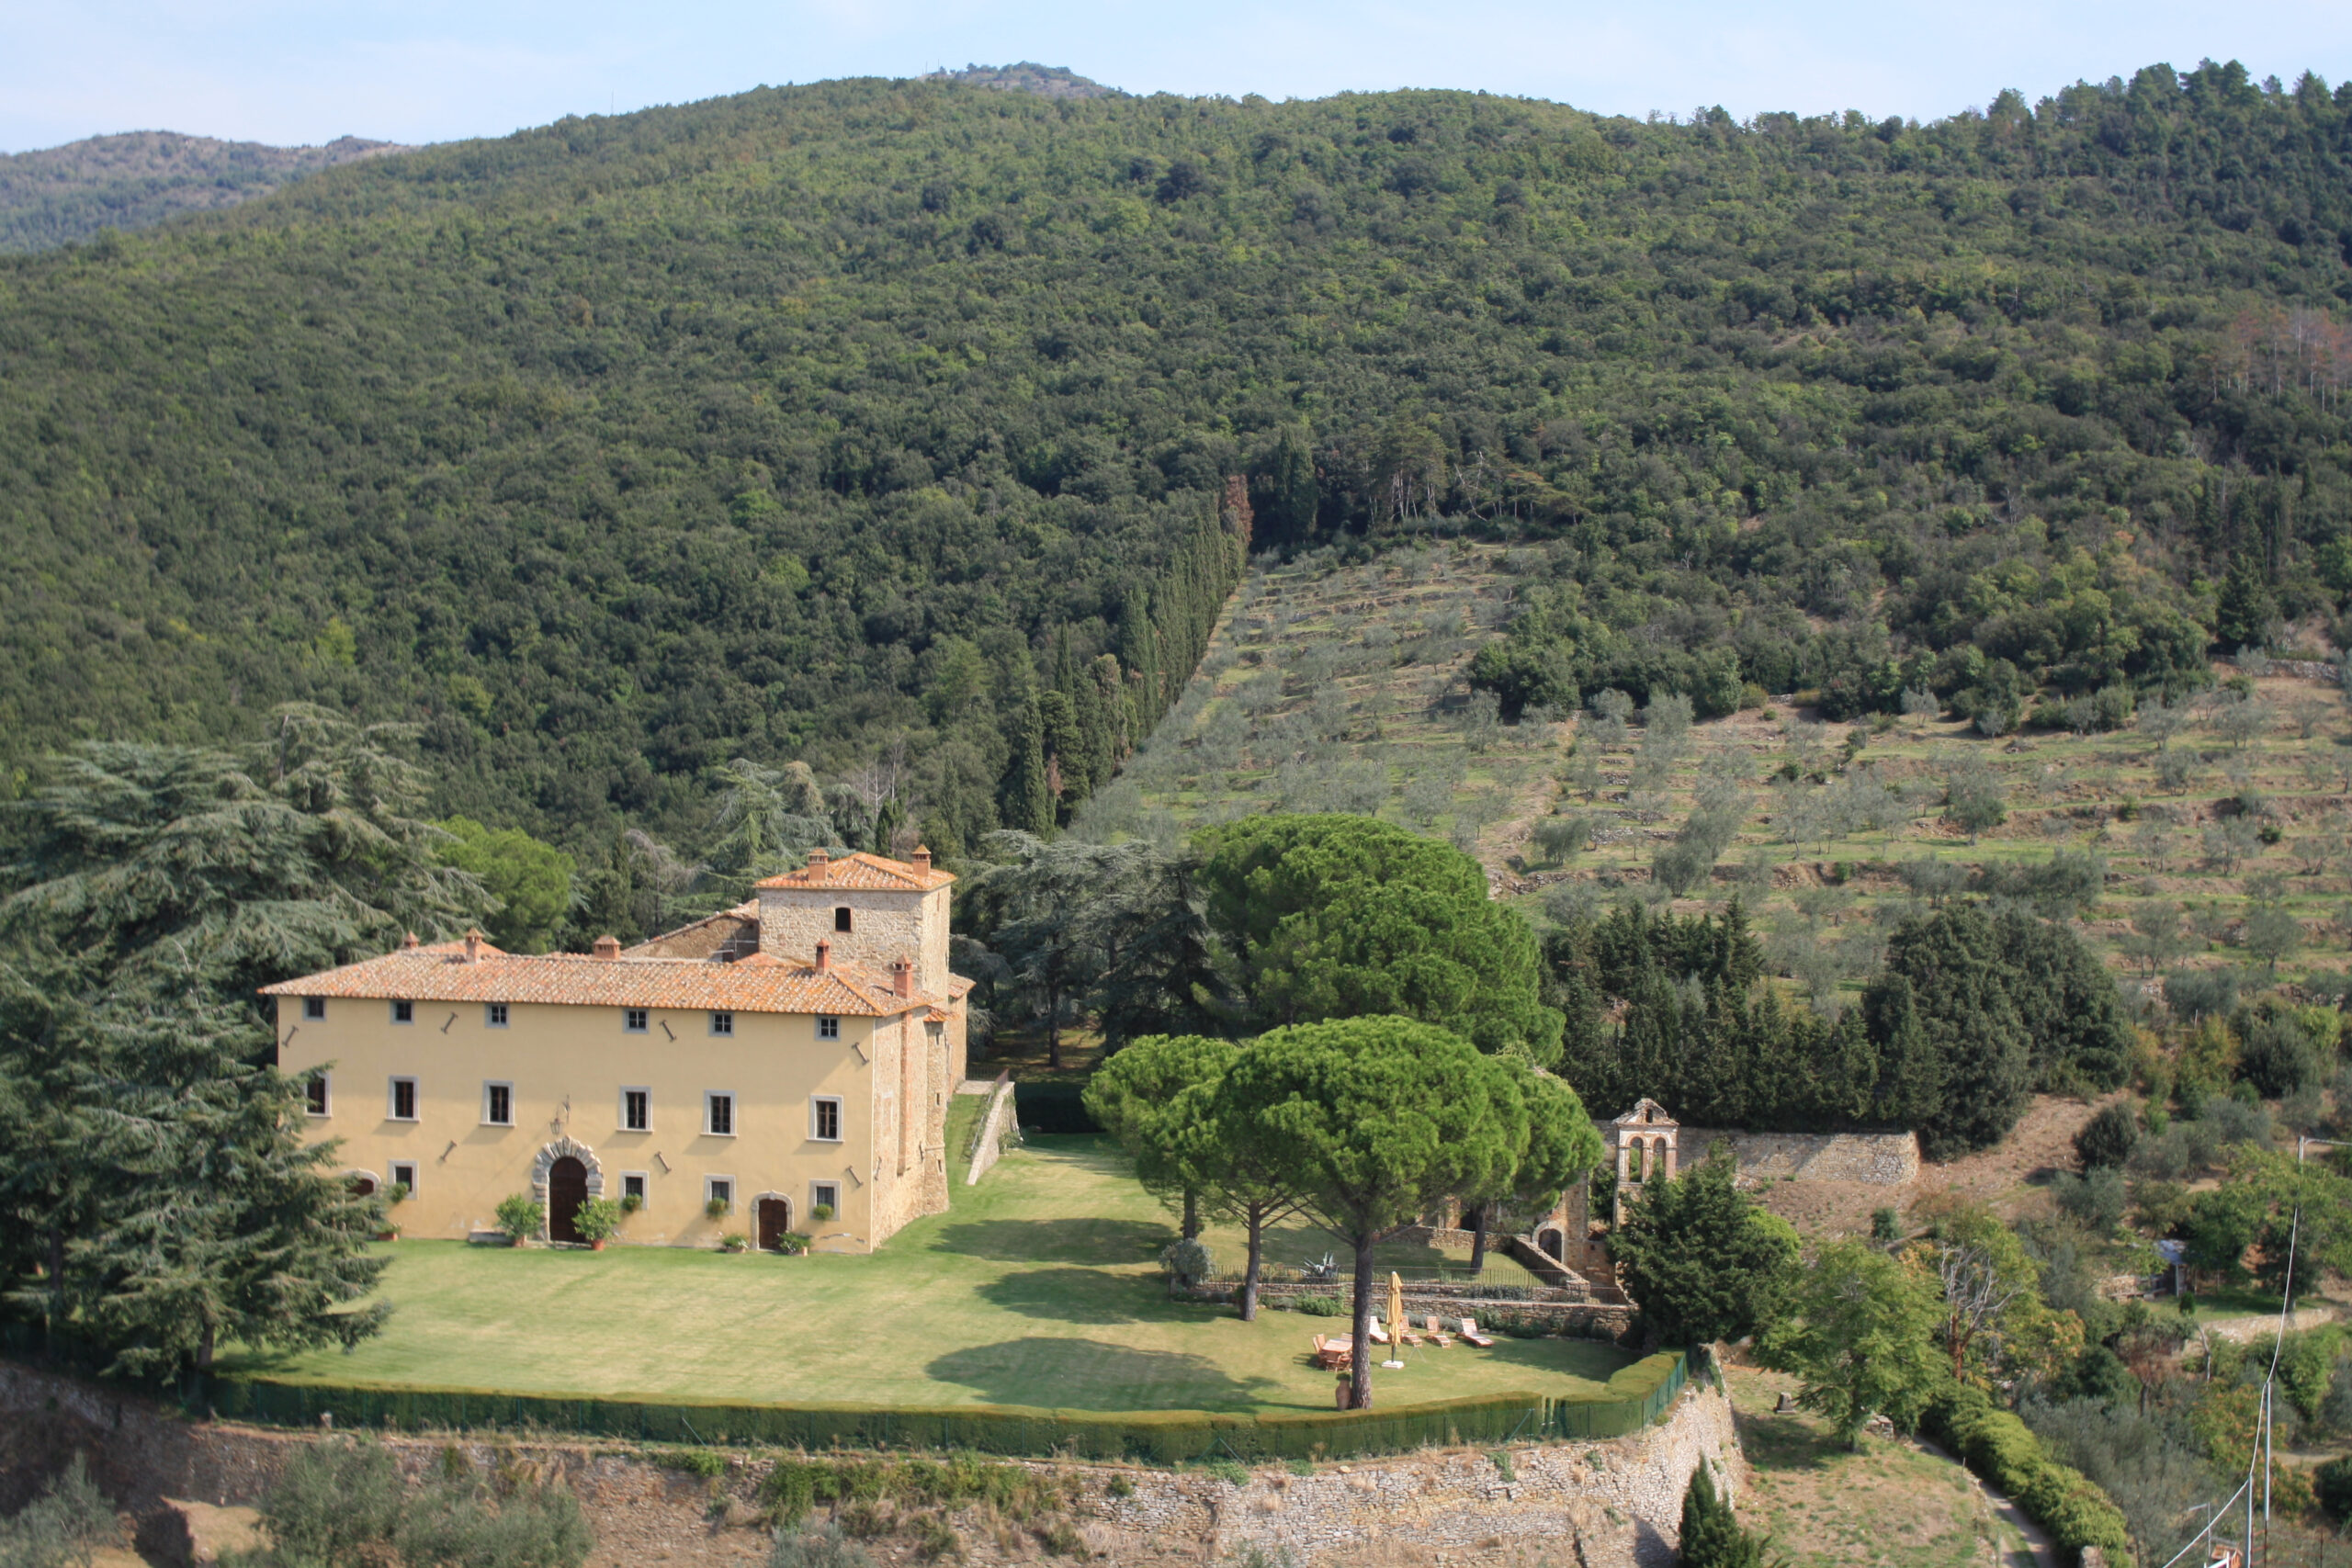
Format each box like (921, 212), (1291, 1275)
(703, 1131), (738, 1139)
(481, 1121), (513, 1129)
(387, 1115), (420, 1123)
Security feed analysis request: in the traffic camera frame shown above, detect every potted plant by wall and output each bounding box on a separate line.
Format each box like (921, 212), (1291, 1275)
(718, 1232), (749, 1254)
(376, 1180), (410, 1242)
(776, 1230), (812, 1257)
(495, 1194), (544, 1247)
(573, 1196), (625, 1252)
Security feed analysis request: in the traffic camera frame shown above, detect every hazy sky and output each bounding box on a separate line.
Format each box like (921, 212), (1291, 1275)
(6, 0), (2352, 153)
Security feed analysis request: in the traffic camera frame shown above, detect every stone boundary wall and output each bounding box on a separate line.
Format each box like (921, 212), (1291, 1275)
(1680, 1126), (1919, 1186)
(0, 1358), (1736, 1567)
(1172, 1280), (1636, 1342)
(963, 1078), (1016, 1186)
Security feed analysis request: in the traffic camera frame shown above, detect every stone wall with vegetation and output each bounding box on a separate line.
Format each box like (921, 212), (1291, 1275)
(1679, 1127), (1920, 1186)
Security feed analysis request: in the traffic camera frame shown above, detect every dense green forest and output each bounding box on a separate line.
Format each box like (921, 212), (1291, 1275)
(0, 132), (401, 254)
(5, 60), (2352, 902)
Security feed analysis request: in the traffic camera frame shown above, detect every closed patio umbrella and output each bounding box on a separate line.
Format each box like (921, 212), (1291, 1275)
(1384, 1272), (1407, 1369)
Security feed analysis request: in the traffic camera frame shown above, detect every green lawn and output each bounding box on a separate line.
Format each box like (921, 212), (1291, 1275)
(233, 1135), (1629, 1414)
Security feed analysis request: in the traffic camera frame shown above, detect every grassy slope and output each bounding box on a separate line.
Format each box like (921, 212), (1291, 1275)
(1726, 1365), (2042, 1568)
(237, 1134), (1624, 1410)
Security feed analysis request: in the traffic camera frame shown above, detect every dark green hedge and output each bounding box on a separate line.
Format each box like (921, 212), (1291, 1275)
(1011, 1083), (1102, 1134)
(198, 1353), (1686, 1461)
(1922, 1385), (2132, 1566)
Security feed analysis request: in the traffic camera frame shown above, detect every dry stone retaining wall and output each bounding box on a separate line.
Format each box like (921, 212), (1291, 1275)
(1, 1358), (1736, 1567)
(1679, 1126), (1919, 1186)
(964, 1078), (1016, 1186)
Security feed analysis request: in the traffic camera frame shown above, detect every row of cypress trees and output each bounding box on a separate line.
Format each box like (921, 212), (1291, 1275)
(1549, 899), (2135, 1159)
(999, 491), (1250, 832)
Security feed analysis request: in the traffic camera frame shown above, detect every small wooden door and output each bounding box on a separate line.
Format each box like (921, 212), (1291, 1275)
(756, 1197), (791, 1251)
(548, 1157), (588, 1244)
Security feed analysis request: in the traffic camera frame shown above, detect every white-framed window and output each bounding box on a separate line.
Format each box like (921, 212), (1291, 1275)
(705, 1092), (736, 1137)
(389, 1077), (418, 1122)
(390, 1160), (418, 1195)
(486, 1002), (509, 1028)
(621, 1088), (650, 1132)
(709, 1010), (733, 1036)
(483, 1081), (514, 1127)
(624, 1007), (649, 1032)
(810, 1096), (842, 1142)
(817, 1015), (841, 1041)
(303, 997), (327, 1021)
(811, 1180), (840, 1216)
(305, 1073), (331, 1118)
(620, 1171), (648, 1201)
(391, 999), (414, 1024)
(705, 1176), (734, 1212)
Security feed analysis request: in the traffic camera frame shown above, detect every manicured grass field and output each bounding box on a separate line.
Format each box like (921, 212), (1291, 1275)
(233, 1136), (1629, 1413)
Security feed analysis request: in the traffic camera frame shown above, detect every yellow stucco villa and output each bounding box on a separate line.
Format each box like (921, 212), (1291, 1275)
(264, 848), (970, 1253)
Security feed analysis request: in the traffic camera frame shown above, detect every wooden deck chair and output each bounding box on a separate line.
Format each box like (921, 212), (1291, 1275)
(1456, 1317), (1498, 1348)
(1396, 1319), (1426, 1348)
(1423, 1314), (1454, 1348)
(1366, 1316), (1391, 1346)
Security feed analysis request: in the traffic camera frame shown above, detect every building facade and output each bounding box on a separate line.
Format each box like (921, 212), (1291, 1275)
(266, 850), (969, 1254)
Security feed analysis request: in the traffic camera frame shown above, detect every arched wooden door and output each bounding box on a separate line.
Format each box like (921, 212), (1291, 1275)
(547, 1156), (588, 1244)
(349, 1175), (377, 1198)
(756, 1197), (791, 1251)
(1537, 1227), (1565, 1260)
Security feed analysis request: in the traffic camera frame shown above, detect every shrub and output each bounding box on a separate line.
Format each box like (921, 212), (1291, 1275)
(494, 1195), (543, 1244)
(1287, 1294), (1347, 1317)
(719, 1233), (749, 1253)
(572, 1197), (625, 1245)
(1160, 1237), (1215, 1285)
(776, 1231), (813, 1255)
(810, 1203), (836, 1223)
(0, 1456), (118, 1568)
(2073, 1104), (2140, 1170)
(771, 1524), (873, 1568)
(1922, 1386), (2131, 1564)
(707, 1196), (732, 1219)
(619, 1191), (644, 1213)
(2320, 1455), (2352, 1523)
(665, 1450), (728, 1480)
(385, 1181), (411, 1206)
(1871, 1207), (1902, 1242)
(2050, 1168), (2127, 1236)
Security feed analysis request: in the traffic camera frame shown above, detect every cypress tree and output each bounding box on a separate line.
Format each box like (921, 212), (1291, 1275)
(1090, 654), (1129, 762)
(1866, 972), (1943, 1132)
(1266, 423), (1318, 546)
(1678, 1461), (1767, 1568)
(1000, 693), (1055, 834)
(1121, 587), (1160, 736)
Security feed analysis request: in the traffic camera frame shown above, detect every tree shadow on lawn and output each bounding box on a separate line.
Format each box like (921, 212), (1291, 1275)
(927, 1337), (1280, 1410)
(978, 1267), (1232, 1325)
(932, 1217), (1172, 1264)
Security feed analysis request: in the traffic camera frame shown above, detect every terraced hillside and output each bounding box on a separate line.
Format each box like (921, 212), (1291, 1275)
(1095, 543), (2350, 1023)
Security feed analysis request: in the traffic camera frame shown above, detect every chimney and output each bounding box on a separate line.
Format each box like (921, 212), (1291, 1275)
(593, 934), (621, 961)
(911, 844), (932, 873)
(892, 957), (913, 998)
(814, 940), (831, 973)
(401, 931), (420, 951)
(464, 929), (482, 964)
(807, 848), (831, 876)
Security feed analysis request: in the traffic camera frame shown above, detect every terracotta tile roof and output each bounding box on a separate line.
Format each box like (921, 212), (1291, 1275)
(622, 902), (759, 960)
(755, 850), (954, 893)
(260, 944), (937, 1018)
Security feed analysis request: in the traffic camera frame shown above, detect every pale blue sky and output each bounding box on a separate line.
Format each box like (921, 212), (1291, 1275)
(6, 0), (2351, 153)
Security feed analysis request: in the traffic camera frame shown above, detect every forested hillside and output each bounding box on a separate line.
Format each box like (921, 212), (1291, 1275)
(4, 61), (2351, 884)
(0, 131), (401, 253)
